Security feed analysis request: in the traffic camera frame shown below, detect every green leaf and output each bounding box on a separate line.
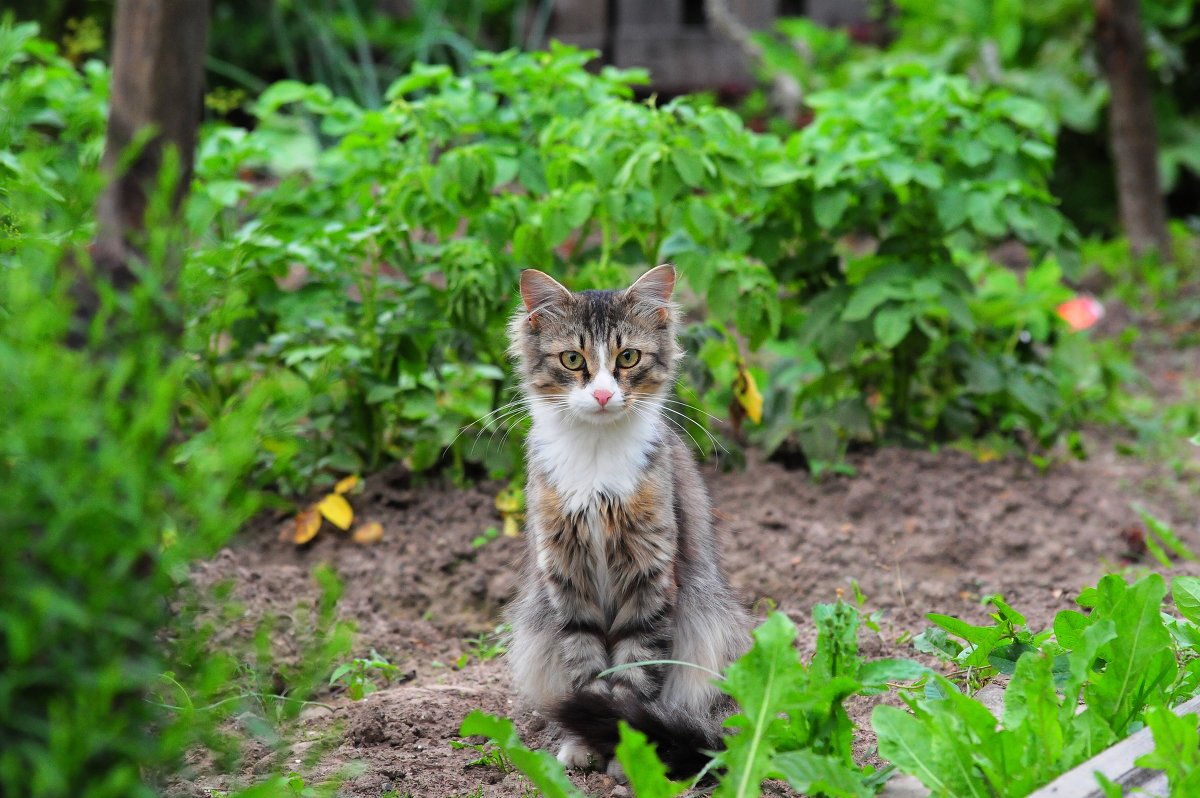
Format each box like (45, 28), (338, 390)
(770, 750), (872, 798)
(459, 711), (583, 798)
(758, 161), (806, 186)
(715, 612), (807, 798)
(615, 722), (686, 798)
(1134, 706), (1200, 791)
(1002, 653), (1065, 779)
(670, 149), (705, 188)
(841, 282), (908, 322)
(873, 305), (912, 348)
(1174, 577), (1200, 627)
(812, 601), (860, 682)
(873, 705), (960, 796)
(858, 658), (931, 687)
(1086, 574), (1176, 735)
(813, 189), (851, 229)
(1053, 610), (1091, 650)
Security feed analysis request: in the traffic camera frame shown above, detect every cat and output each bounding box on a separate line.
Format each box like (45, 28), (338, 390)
(504, 263), (751, 779)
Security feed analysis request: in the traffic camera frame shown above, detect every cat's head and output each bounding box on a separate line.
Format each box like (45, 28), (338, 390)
(508, 264), (681, 426)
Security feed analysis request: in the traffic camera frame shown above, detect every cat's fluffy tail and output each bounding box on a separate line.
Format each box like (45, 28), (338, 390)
(553, 689), (720, 778)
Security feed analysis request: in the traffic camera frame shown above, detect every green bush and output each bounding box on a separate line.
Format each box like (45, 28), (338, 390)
(185, 46), (1118, 481)
(725, 64), (1117, 468)
(185, 44), (781, 487)
(0, 21), (315, 796)
(752, 0), (1200, 232)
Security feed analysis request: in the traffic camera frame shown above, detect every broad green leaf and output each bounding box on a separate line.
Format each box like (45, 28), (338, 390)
(670, 149), (705, 188)
(988, 642), (1035, 675)
(873, 705), (963, 796)
(813, 189), (851, 229)
(873, 305), (912, 348)
(1134, 706), (1200, 792)
(615, 722), (686, 798)
(842, 282), (908, 322)
(1087, 574), (1175, 735)
(770, 750), (871, 798)
(1065, 619), (1116, 697)
(459, 710), (583, 798)
(757, 161), (806, 186)
(1002, 653), (1065, 781)
(1053, 610), (1090, 650)
(858, 658), (931, 687)
(1173, 576), (1200, 626)
(715, 612), (807, 798)
(928, 614), (1004, 648)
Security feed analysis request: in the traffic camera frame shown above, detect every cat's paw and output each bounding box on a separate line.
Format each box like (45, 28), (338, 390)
(606, 758), (628, 784)
(556, 739), (595, 770)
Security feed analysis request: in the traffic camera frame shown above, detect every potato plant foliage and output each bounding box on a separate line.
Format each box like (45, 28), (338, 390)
(182, 44), (1117, 485)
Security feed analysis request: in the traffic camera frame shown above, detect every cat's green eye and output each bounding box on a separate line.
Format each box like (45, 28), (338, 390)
(617, 349), (641, 368)
(560, 351), (584, 371)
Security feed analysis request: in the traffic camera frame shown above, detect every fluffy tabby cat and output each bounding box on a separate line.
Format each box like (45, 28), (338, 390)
(505, 264), (750, 778)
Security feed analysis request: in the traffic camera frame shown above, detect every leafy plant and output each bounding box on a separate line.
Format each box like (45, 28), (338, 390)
(877, 573), (1200, 796)
(752, 63), (1106, 468)
(461, 603), (926, 798)
(456, 624), (509, 668)
(1136, 704), (1200, 793)
(329, 649), (401, 701)
(182, 44), (1120, 484)
(449, 739), (515, 774)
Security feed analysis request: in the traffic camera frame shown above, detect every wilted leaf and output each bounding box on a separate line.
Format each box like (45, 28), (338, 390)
(293, 506), (322, 544)
(317, 493), (353, 530)
(334, 474), (360, 494)
(352, 521), (383, 545)
(496, 486), (525, 537)
(733, 361), (763, 425)
(495, 487), (523, 514)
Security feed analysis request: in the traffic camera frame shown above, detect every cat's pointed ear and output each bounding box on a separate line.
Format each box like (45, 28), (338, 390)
(520, 269), (570, 329)
(625, 263), (676, 322)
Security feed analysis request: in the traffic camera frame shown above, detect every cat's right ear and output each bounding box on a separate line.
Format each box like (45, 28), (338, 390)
(519, 269), (570, 330)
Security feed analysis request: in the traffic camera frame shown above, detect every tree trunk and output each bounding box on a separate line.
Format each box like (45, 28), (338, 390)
(1094, 0), (1172, 260)
(86, 0), (210, 313)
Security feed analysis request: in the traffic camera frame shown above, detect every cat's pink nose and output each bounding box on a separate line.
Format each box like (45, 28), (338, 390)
(592, 389), (613, 408)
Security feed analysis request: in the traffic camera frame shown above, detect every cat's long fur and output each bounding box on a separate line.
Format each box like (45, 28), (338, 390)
(505, 264), (750, 778)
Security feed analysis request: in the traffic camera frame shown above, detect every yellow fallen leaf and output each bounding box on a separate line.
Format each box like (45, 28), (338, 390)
(733, 362), (763, 425)
(494, 488), (523, 514)
(352, 521), (383, 545)
(333, 474), (359, 494)
(495, 486), (525, 537)
(293, 506), (322, 544)
(317, 493), (353, 530)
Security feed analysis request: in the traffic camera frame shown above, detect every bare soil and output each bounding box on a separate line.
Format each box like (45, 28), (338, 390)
(184, 436), (1200, 798)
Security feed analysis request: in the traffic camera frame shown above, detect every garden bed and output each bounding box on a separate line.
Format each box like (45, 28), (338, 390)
(184, 437), (1199, 797)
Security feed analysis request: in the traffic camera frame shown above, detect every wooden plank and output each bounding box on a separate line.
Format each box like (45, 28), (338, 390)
(1027, 696), (1200, 798)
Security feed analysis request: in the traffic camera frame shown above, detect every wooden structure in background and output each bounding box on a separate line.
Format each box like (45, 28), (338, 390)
(548, 0), (868, 93)
(92, 0), (209, 281)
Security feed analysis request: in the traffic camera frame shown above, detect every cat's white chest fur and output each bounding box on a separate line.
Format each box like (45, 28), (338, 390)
(527, 404), (662, 514)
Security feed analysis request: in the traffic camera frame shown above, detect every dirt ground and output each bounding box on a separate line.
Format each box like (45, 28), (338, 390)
(182, 422), (1200, 797)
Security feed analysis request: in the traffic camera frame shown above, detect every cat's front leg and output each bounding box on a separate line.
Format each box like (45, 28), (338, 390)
(605, 562), (676, 700)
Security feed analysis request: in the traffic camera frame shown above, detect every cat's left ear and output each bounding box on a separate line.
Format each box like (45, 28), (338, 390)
(625, 263), (676, 322)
